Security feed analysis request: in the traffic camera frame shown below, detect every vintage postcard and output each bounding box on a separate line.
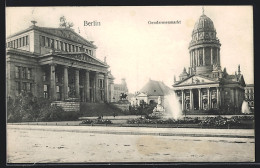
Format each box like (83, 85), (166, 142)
(6, 6), (254, 163)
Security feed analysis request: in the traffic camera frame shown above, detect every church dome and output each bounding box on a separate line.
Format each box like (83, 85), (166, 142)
(189, 13), (220, 49)
(193, 14), (215, 33)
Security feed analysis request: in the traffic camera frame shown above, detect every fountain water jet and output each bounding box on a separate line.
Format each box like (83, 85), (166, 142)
(241, 100), (251, 114)
(164, 93), (182, 120)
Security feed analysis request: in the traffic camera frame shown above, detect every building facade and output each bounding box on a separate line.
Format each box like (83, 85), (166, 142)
(173, 11), (246, 112)
(244, 84), (254, 110)
(6, 22), (115, 103)
(134, 79), (173, 107)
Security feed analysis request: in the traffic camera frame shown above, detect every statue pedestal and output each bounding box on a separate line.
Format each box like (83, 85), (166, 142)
(151, 104), (165, 117)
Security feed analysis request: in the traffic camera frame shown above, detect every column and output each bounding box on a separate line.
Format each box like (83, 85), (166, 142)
(235, 88), (239, 107)
(219, 88), (222, 107)
(190, 51), (192, 67)
(84, 70), (90, 102)
(94, 72), (99, 102)
(207, 88), (210, 109)
(211, 47), (213, 65)
(203, 47), (205, 66)
(192, 51), (195, 67)
(196, 49), (199, 66)
(50, 64), (56, 100)
(104, 73), (108, 102)
(63, 66), (68, 100)
(217, 48), (220, 65)
(219, 48), (221, 65)
(181, 90), (184, 111)
(75, 69), (80, 98)
(190, 89), (193, 110)
(216, 87), (219, 108)
(198, 88), (201, 110)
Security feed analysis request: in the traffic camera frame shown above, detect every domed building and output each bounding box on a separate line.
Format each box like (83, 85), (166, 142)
(173, 9), (246, 113)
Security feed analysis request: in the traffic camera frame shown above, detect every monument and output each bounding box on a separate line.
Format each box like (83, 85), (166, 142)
(151, 96), (165, 117)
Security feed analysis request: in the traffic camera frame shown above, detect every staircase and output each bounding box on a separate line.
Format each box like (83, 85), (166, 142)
(80, 102), (126, 117)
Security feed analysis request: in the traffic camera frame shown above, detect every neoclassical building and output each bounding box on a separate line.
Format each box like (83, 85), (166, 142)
(244, 84), (254, 111)
(173, 11), (246, 112)
(6, 21), (115, 103)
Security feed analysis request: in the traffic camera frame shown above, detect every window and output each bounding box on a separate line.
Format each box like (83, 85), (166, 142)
(55, 74), (59, 83)
(25, 36), (29, 45)
(10, 41), (13, 48)
(65, 43), (68, 51)
(46, 37), (50, 47)
(18, 38), (21, 47)
(27, 68), (32, 79)
(15, 82), (21, 95)
(86, 49), (88, 53)
(41, 36), (45, 47)
(69, 44), (71, 52)
(22, 82), (27, 91)
(26, 83), (31, 92)
(56, 40), (59, 50)
(76, 46), (78, 52)
(15, 66), (20, 78)
(56, 86), (61, 100)
(16, 39), (18, 48)
(50, 39), (54, 48)
(60, 41), (64, 51)
(22, 37), (25, 46)
(21, 67), (26, 79)
(72, 45), (75, 52)
(44, 85), (48, 98)
(89, 50), (92, 55)
(43, 72), (46, 81)
(56, 86), (60, 92)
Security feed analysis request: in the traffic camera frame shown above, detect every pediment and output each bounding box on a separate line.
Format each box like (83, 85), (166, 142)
(175, 75), (216, 86)
(58, 53), (107, 67)
(36, 27), (95, 48)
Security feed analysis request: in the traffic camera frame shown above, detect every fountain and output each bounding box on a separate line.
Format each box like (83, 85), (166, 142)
(164, 93), (182, 120)
(151, 96), (165, 117)
(241, 100), (251, 114)
(151, 94), (182, 120)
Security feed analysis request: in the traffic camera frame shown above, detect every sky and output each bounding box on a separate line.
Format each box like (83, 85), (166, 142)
(6, 6), (254, 93)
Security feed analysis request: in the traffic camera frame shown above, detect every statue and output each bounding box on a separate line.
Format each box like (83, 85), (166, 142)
(158, 96), (162, 105)
(152, 96), (165, 116)
(120, 93), (128, 100)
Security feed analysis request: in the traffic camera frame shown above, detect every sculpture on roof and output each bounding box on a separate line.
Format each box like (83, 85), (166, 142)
(59, 16), (74, 28)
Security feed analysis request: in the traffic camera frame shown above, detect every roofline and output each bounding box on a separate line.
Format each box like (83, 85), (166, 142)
(7, 25), (97, 49)
(7, 26), (34, 39)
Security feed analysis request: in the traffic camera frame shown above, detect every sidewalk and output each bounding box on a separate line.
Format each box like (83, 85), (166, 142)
(7, 124), (254, 138)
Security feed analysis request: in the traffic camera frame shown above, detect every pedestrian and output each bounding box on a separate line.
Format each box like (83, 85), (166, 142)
(113, 112), (116, 118)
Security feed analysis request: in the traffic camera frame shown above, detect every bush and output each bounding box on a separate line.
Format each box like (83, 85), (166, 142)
(199, 116), (241, 127)
(127, 117), (201, 125)
(6, 92), (82, 122)
(81, 119), (112, 124)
